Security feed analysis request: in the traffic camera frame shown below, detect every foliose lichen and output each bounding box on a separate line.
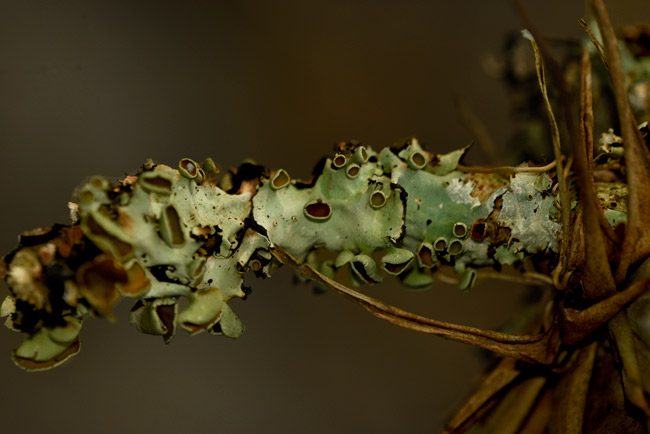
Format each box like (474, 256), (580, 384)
(0, 138), (627, 370)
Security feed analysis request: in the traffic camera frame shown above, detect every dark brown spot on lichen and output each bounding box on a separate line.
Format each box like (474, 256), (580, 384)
(304, 201), (332, 220)
(370, 191), (386, 208)
(55, 226), (84, 258)
(77, 255), (127, 316)
(160, 205), (185, 246)
(86, 215), (134, 257)
(434, 238), (447, 252)
(333, 154), (347, 168)
(469, 173), (510, 203)
(483, 195), (511, 244)
(471, 221), (487, 240)
(119, 262), (150, 297)
(346, 165), (360, 178)
(249, 259), (262, 271)
(453, 222), (468, 238)
(488, 226), (511, 245)
(384, 261), (411, 274)
(156, 303), (176, 343)
(271, 169), (290, 189)
(179, 158), (198, 178)
(138, 171), (172, 194)
(418, 244), (436, 268)
(411, 152), (426, 168)
(448, 240), (464, 255)
(141, 176), (172, 190)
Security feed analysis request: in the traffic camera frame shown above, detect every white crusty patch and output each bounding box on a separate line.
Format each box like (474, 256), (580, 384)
(445, 177), (481, 208)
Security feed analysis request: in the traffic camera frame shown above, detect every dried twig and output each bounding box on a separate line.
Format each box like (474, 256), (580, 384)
(271, 245), (561, 365)
(523, 30), (572, 281)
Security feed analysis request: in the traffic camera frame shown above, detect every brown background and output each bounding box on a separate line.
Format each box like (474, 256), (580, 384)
(0, 1), (647, 433)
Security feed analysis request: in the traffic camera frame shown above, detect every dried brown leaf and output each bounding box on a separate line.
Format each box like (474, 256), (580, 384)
(445, 358), (520, 434)
(585, 342), (647, 434)
(609, 313), (650, 421)
(575, 46), (617, 301)
(549, 342), (598, 434)
(465, 375), (546, 434)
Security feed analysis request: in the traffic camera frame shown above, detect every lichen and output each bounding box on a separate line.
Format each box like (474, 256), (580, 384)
(0, 139), (629, 369)
(497, 172), (561, 253)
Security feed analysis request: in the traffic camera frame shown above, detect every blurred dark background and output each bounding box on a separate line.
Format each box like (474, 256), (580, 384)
(0, 1), (647, 433)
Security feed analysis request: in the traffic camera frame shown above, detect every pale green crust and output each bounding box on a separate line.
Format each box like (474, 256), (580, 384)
(0, 139), (628, 369)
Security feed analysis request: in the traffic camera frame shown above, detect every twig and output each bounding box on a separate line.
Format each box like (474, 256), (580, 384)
(272, 245), (560, 365)
(523, 30), (572, 280)
(456, 160), (557, 174)
(579, 18), (609, 72)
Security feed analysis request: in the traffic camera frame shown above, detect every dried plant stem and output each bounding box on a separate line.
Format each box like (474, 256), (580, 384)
(456, 160), (557, 174)
(271, 245), (561, 365)
(524, 31), (572, 280)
